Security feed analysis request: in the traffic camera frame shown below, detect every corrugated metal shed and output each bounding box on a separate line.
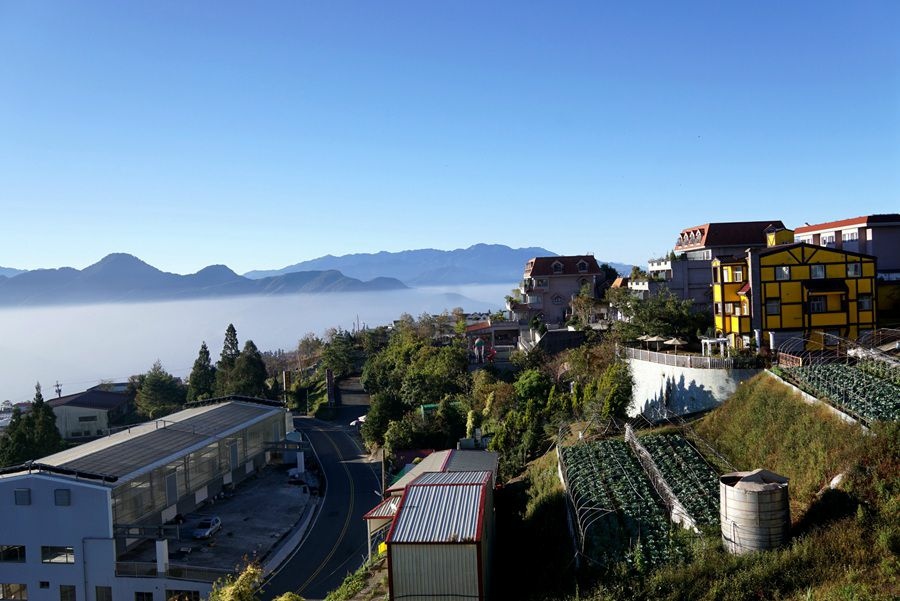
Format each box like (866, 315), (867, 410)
(386, 450), (498, 493)
(389, 483), (485, 543)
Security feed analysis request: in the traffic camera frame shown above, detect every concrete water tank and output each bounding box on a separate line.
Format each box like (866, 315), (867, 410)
(720, 469), (790, 554)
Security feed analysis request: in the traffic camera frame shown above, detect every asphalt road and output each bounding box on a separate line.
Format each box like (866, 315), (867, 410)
(259, 403), (380, 601)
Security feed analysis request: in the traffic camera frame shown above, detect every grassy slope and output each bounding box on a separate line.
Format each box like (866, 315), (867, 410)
(694, 373), (867, 519)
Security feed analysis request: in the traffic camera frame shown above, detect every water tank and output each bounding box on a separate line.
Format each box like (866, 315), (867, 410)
(720, 469), (790, 554)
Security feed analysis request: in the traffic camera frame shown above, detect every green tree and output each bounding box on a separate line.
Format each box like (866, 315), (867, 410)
(216, 324), (240, 395)
(322, 329), (356, 378)
(187, 341), (217, 402)
(135, 361), (186, 418)
(230, 340), (269, 398)
(0, 383), (64, 467)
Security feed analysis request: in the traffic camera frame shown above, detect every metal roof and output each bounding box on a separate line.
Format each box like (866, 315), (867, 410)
(388, 483), (486, 544)
(363, 496), (401, 520)
(38, 401), (282, 483)
(410, 471), (492, 487)
(386, 450), (498, 493)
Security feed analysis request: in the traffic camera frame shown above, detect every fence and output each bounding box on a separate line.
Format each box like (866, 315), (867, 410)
(620, 345), (753, 369)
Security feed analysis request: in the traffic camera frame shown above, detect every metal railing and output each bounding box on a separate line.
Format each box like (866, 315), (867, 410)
(620, 345), (757, 369)
(116, 562), (232, 583)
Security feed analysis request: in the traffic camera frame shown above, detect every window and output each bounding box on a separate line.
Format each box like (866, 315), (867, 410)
(55, 489), (71, 506)
(847, 263), (861, 277)
(714, 302), (723, 315)
(712, 269), (719, 283)
(725, 303), (733, 315)
(0, 546), (25, 563)
(821, 234), (835, 246)
(734, 267), (744, 282)
(166, 591), (201, 601)
(810, 296), (827, 313)
(577, 260), (588, 273)
(766, 300), (781, 315)
(42, 546), (75, 564)
(96, 587), (113, 601)
(858, 295), (873, 311)
(135, 593), (154, 601)
(0, 584), (27, 599)
(60, 584), (76, 601)
(775, 266), (791, 281)
(811, 265), (825, 279)
(551, 261), (563, 274)
(552, 295), (564, 306)
(13, 489), (31, 506)
(842, 231), (858, 241)
(77, 415), (97, 422)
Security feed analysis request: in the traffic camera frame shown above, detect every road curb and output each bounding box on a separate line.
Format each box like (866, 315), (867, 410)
(262, 495), (320, 577)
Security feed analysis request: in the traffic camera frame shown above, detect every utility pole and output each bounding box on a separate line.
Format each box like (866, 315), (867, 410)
(54, 381), (62, 398)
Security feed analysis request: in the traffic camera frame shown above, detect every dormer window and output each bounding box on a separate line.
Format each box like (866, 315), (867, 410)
(552, 294), (564, 305)
(577, 260), (588, 273)
(552, 261), (563, 274)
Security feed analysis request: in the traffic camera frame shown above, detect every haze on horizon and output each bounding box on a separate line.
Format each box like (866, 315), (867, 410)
(1, 2), (897, 274)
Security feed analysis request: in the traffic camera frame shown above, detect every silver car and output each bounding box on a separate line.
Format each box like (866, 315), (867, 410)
(192, 516), (222, 539)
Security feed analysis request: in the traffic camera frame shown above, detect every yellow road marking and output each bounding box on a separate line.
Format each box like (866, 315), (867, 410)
(295, 425), (355, 595)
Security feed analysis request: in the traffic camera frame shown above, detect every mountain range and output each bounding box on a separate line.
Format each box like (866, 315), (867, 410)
(0, 245), (633, 306)
(244, 243), (632, 285)
(0, 254), (405, 307)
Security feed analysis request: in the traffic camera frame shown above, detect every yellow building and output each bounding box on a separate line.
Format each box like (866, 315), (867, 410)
(712, 239), (877, 350)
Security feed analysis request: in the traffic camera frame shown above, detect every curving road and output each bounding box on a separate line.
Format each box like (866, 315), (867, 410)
(260, 398), (380, 600)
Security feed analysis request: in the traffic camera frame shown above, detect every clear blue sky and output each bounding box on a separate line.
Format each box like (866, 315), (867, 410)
(1, 1), (898, 274)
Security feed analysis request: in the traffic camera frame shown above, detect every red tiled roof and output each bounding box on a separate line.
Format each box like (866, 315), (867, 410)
(525, 255), (602, 277)
(794, 214), (900, 234)
(675, 221), (784, 250)
(465, 322), (491, 333)
(737, 282), (751, 295)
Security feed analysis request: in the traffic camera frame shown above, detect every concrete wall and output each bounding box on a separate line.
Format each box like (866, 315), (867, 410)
(0, 473), (114, 601)
(627, 357), (759, 419)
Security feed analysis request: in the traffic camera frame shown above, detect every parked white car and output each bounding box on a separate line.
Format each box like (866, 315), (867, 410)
(192, 516), (222, 539)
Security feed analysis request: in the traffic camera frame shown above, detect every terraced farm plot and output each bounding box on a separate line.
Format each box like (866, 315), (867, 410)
(561, 439), (685, 567)
(783, 363), (900, 423)
(639, 433), (720, 526)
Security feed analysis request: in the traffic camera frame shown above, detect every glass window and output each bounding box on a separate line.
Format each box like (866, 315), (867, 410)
(810, 296), (827, 313)
(858, 295), (873, 311)
(766, 300), (780, 315)
(552, 262), (563, 274)
(41, 546), (75, 564)
(811, 265), (825, 279)
(842, 231), (858, 241)
(96, 587), (113, 601)
(734, 267), (744, 282)
(577, 260), (588, 273)
(847, 263), (861, 277)
(55, 489), (71, 506)
(60, 584), (76, 601)
(0, 545), (26, 562)
(714, 302), (723, 315)
(775, 266), (791, 281)
(712, 268), (719, 283)
(13, 489), (30, 506)
(725, 303), (733, 315)
(0, 584), (27, 599)
(135, 593), (154, 601)
(77, 416), (97, 422)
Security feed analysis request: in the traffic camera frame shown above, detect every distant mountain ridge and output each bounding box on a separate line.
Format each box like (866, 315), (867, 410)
(0, 253), (406, 307)
(0, 266), (25, 278)
(244, 243), (632, 285)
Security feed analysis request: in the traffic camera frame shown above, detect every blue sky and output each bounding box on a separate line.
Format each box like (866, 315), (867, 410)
(1, 1), (898, 274)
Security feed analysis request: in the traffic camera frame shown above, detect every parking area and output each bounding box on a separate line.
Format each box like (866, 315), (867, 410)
(120, 464), (318, 571)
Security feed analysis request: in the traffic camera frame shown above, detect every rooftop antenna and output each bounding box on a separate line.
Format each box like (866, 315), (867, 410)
(54, 381), (62, 398)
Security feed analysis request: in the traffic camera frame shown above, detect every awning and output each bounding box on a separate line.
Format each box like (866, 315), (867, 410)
(736, 282), (751, 296)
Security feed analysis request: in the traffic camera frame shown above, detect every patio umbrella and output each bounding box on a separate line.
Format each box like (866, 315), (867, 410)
(637, 334), (649, 349)
(645, 335), (666, 351)
(665, 337), (688, 354)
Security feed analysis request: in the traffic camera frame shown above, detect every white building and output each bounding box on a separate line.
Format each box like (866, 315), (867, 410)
(0, 398), (288, 601)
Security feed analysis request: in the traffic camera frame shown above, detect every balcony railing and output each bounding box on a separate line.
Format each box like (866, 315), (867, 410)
(116, 562), (232, 583)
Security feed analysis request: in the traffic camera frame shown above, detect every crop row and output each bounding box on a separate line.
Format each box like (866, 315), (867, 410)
(855, 358), (900, 387)
(639, 433), (720, 526)
(562, 440), (684, 567)
(783, 363), (900, 423)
